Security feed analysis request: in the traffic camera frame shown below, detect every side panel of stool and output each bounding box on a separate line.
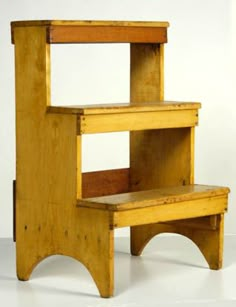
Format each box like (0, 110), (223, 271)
(129, 42), (224, 269)
(130, 214), (224, 270)
(130, 43), (194, 192)
(14, 26), (114, 297)
(14, 26), (76, 277)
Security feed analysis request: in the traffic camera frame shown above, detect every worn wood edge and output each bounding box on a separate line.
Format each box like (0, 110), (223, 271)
(11, 20), (170, 28)
(11, 20), (169, 44)
(77, 194), (229, 212)
(82, 168), (129, 198)
(77, 186), (230, 211)
(11, 20), (169, 43)
(113, 196), (228, 228)
(47, 102), (201, 115)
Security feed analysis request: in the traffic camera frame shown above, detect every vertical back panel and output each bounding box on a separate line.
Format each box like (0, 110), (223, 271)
(130, 43), (194, 191)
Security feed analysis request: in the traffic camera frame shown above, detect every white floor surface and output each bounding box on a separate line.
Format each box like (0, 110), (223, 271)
(0, 235), (236, 307)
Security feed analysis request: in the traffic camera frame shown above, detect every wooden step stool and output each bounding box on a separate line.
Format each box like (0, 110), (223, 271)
(11, 20), (230, 298)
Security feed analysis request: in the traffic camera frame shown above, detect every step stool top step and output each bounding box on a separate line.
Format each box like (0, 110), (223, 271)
(77, 185), (230, 211)
(48, 101), (201, 115)
(11, 20), (169, 28)
(11, 20), (169, 44)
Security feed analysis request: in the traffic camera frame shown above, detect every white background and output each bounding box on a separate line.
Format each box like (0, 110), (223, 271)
(0, 0), (235, 237)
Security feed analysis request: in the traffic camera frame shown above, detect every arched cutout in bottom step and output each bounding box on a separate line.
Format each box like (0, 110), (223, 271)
(130, 214), (224, 270)
(16, 250), (112, 298)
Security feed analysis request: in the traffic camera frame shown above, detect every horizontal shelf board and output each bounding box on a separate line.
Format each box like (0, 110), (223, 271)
(48, 26), (167, 44)
(78, 184), (230, 211)
(11, 20), (169, 44)
(11, 20), (170, 28)
(48, 101), (201, 115)
(77, 109), (199, 134)
(162, 216), (218, 231)
(112, 195), (228, 228)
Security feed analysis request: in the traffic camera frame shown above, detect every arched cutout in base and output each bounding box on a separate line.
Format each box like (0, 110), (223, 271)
(16, 251), (113, 298)
(16, 248), (113, 298)
(130, 214), (224, 270)
(16, 207), (114, 298)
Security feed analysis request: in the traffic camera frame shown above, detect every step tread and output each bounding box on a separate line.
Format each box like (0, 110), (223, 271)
(11, 20), (169, 28)
(48, 101), (201, 116)
(77, 184), (230, 211)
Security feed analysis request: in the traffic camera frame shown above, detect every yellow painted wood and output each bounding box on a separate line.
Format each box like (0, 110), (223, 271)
(11, 21), (169, 44)
(130, 128), (195, 190)
(130, 43), (164, 103)
(48, 101), (201, 115)
(78, 109), (199, 134)
(14, 27), (51, 114)
(73, 207), (114, 298)
(13, 20), (230, 297)
(130, 43), (190, 191)
(190, 127), (195, 184)
(14, 25), (114, 298)
(11, 20), (169, 28)
(78, 185), (229, 211)
(77, 136), (82, 199)
(129, 43), (195, 190)
(130, 127), (196, 257)
(128, 40), (228, 271)
(162, 216), (218, 230)
(112, 196), (227, 228)
(14, 26), (77, 277)
(159, 44), (165, 100)
(130, 214), (225, 270)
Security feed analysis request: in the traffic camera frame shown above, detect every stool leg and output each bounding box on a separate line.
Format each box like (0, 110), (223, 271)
(16, 204), (114, 298)
(74, 207), (114, 298)
(185, 214), (224, 270)
(131, 214), (224, 269)
(16, 246), (41, 281)
(16, 199), (53, 281)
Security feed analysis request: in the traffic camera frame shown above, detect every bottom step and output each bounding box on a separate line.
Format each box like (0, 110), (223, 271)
(77, 185), (229, 228)
(78, 184), (230, 211)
